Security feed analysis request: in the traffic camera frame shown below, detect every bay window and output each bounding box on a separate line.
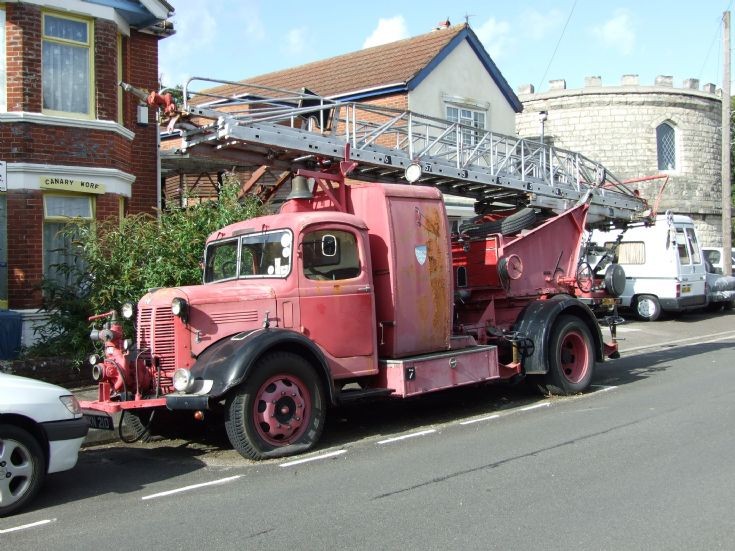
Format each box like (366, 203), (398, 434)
(42, 13), (93, 117)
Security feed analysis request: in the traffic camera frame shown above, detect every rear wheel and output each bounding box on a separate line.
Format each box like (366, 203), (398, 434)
(0, 425), (45, 517)
(634, 294), (661, 321)
(225, 352), (325, 460)
(543, 315), (595, 395)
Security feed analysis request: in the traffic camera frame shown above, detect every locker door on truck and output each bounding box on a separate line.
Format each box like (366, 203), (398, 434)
(298, 225), (378, 378)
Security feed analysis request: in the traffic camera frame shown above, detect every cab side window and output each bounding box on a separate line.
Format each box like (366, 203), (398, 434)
(302, 230), (360, 281)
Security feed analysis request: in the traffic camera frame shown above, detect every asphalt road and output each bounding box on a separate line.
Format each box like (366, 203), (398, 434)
(2, 309), (734, 550)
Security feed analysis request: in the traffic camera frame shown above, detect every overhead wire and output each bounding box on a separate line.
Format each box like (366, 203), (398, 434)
(537, 0), (578, 90)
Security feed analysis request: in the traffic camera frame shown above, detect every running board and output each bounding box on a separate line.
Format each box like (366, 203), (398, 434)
(337, 387), (394, 403)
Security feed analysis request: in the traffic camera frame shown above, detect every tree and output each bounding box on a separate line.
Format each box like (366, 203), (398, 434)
(28, 178), (265, 364)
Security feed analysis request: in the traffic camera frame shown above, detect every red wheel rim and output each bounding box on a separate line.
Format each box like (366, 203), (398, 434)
(559, 330), (590, 384)
(252, 374), (311, 446)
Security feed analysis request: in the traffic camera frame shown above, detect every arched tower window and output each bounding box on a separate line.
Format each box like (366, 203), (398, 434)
(656, 122), (676, 170)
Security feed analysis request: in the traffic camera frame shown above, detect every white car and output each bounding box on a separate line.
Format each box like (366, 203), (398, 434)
(0, 373), (89, 517)
(702, 247), (735, 275)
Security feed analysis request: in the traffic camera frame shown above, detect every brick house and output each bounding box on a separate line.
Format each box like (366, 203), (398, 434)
(163, 23), (522, 227)
(0, 0), (174, 349)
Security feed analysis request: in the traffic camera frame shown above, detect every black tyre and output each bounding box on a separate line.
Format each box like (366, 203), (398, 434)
(460, 208), (537, 237)
(118, 409), (154, 443)
(634, 294), (661, 321)
(225, 352), (325, 460)
(0, 425), (45, 517)
(543, 315), (595, 395)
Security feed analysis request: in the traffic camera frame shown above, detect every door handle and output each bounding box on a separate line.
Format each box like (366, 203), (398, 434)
(358, 285), (372, 292)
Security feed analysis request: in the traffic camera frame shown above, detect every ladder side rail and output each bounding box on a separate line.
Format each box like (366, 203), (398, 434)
(184, 76), (340, 112)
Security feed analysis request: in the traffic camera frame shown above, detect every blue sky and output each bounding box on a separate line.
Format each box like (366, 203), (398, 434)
(159, 1), (734, 94)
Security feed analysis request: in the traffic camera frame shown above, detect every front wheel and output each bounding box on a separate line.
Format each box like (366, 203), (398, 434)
(634, 294), (661, 321)
(0, 425), (45, 517)
(543, 315), (595, 395)
(225, 352), (325, 460)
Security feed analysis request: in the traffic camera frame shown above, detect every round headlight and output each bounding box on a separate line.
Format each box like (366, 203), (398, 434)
(172, 368), (191, 392)
(172, 297), (187, 317)
(89, 354), (100, 365)
(121, 302), (135, 319)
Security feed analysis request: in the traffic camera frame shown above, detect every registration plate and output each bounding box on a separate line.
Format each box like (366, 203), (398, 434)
(85, 412), (114, 430)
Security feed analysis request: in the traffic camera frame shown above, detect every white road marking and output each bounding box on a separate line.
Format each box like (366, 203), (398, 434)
(377, 429), (436, 445)
(460, 414), (500, 425)
(520, 403), (551, 412)
(280, 449), (347, 467)
(0, 519), (55, 534)
(622, 330), (735, 354)
(591, 385), (618, 393)
(141, 475), (241, 500)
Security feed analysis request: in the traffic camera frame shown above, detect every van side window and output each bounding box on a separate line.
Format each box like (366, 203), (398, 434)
(676, 229), (691, 264)
(302, 229), (361, 281)
(685, 227), (701, 264)
(608, 241), (645, 264)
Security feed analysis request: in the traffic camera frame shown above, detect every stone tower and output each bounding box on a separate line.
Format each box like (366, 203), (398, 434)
(516, 75), (723, 245)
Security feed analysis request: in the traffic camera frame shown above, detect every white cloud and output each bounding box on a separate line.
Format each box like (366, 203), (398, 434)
(283, 27), (309, 56)
(522, 8), (565, 41)
(362, 16), (409, 49)
(158, 0), (265, 86)
(159, 3), (218, 84)
(475, 17), (511, 59)
(592, 9), (636, 56)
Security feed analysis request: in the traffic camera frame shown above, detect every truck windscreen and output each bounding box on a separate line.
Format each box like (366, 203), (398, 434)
(204, 229), (293, 282)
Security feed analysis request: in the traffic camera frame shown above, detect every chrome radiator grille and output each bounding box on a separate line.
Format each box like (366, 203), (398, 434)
(137, 306), (176, 388)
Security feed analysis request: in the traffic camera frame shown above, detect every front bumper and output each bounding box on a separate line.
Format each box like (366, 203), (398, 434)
(165, 393), (211, 410)
(41, 416), (89, 474)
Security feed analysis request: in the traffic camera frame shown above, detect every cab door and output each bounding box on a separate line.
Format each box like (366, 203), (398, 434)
(297, 224), (378, 377)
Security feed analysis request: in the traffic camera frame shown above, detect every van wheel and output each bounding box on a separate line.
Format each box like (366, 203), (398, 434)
(634, 294), (661, 321)
(225, 352), (325, 460)
(543, 315), (595, 395)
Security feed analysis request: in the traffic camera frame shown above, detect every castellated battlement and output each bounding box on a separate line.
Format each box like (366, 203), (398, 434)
(516, 75), (719, 97)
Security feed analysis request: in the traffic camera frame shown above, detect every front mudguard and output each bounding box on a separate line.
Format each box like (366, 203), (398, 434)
(513, 295), (604, 375)
(166, 328), (334, 409)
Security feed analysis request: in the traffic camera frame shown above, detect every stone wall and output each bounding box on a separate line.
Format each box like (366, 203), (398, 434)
(516, 75), (724, 246)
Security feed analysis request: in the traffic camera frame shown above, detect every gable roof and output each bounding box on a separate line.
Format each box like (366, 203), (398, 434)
(202, 24), (522, 112)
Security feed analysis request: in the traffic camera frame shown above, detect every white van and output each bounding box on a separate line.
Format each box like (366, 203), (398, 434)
(590, 213), (706, 321)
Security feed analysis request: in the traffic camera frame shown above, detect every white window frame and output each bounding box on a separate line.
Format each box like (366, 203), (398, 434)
(445, 103), (487, 148)
(42, 11), (95, 119)
(43, 194), (94, 286)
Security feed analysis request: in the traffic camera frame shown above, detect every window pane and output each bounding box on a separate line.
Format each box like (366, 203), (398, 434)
(446, 106), (458, 122)
(676, 229), (690, 264)
(303, 230), (360, 280)
(43, 222), (84, 286)
(44, 15), (88, 43)
(42, 41), (89, 113)
(656, 123), (676, 170)
(686, 227), (701, 264)
(614, 241), (645, 264)
(44, 195), (92, 218)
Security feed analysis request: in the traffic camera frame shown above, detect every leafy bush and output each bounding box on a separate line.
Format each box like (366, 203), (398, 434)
(26, 179), (265, 365)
